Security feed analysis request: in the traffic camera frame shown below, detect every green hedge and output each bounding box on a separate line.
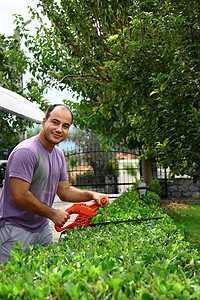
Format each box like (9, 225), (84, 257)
(0, 187), (199, 299)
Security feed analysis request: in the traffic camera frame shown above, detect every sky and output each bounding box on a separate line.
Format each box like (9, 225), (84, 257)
(0, 0), (35, 36)
(0, 0), (75, 149)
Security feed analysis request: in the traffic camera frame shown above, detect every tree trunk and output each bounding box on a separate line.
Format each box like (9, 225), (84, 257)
(141, 158), (153, 185)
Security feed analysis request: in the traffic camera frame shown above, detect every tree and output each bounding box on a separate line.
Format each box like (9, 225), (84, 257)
(0, 33), (27, 91)
(27, 124), (41, 139)
(17, 0), (200, 182)
(0, 31), (49, 154)
(0, 33), (29, 153)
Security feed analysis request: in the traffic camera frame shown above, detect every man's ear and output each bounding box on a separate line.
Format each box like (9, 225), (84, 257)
(42, 118), (46, 127)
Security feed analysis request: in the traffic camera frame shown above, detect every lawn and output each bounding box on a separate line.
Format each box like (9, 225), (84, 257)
(163, 202), (200, 251)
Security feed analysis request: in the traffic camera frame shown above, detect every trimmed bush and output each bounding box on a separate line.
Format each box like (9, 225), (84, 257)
(0, 186), (199, 299)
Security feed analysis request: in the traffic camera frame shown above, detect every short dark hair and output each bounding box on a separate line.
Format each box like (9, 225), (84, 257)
(45, 104), (73, 124)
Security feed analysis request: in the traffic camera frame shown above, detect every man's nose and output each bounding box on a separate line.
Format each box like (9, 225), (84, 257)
(56, 124), (62, 132)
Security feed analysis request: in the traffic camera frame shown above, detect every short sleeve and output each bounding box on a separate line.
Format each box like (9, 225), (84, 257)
(9, 149), (37, 183)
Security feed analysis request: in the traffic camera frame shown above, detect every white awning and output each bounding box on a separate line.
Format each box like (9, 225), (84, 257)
(0, 86), (44, 123)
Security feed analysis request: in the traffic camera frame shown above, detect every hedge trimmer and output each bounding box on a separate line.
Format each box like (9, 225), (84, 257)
(55, 198), (163, 238)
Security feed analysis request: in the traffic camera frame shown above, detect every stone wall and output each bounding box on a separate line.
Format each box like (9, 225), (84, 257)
(166, 178), (200, 204)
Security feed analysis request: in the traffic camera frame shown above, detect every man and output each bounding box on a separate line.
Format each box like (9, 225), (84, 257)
(0, 104), (109, 263)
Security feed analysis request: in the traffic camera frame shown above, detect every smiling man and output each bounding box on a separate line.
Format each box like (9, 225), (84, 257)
(0, 104), (109, 263)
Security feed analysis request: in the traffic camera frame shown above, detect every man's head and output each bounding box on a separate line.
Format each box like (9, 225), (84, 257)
(45, 104), (73, 124)
(38, 104), (73, 150)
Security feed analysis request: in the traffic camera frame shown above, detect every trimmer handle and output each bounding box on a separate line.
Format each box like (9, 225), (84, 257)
(55, 198), (107, 232)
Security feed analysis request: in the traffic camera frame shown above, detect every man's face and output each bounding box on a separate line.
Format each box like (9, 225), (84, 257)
(42, 106), (72, 147)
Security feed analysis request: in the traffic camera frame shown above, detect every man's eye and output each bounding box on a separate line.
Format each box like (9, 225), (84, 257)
(63, 125), (69, 129)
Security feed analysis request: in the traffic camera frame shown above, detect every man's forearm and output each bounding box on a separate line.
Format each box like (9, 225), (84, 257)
(12, 190), (55, 220)
(59, 185), (95, 203)
(10, 177), (70, 227)
(12, 190), (70, 227)
(57, 181), (109, 207)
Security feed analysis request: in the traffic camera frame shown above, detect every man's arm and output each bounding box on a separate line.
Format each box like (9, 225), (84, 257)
(10, 177), (70, 227)
(57, 180), (109, 207)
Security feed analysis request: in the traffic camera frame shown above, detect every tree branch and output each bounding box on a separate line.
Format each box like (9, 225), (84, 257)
(59, 74), (131, 97)
(52, 19), (83, 59)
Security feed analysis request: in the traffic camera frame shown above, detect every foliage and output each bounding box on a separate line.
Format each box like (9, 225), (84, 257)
(67, 128), (97, 149)
(0, 187), (200, 299)
(0, 114), (20, 155)
(16, 0), (200, 180)
(0, 33), (29, 152)
(149, 178), (162, 197)
(26, 124), (42, 139)
(123, 163), (138, 178)
(0, 32), (48, 153)
(103, 158), (119, 176)
(66, 129), (119, 178)
(0, 33), (28, 91)
(143, 190), (161, 207)
(75, 170), (95, 188)
(68, 128), (113, 153)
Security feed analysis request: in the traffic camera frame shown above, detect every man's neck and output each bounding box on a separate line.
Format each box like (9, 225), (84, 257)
(37, 131), (55, 151)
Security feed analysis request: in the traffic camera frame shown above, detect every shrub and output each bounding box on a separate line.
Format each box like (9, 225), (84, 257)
(0, 187), (199, 299)
(148, 178), (162, 197)
(143, 190), (162, 207)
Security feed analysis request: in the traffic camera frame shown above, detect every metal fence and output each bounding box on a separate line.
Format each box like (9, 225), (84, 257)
(64, 145), (140, 198)
(0, 144), (169, 197)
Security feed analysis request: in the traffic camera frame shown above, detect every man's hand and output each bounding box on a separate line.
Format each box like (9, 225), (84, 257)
(50, 209), (70, 227)
(92, 193), (109, 207)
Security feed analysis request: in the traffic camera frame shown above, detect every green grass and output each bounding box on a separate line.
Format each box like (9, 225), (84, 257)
(164, 203), (200, 251)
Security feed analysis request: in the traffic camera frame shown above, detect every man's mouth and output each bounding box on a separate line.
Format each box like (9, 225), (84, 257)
(52, 133), (62, 138)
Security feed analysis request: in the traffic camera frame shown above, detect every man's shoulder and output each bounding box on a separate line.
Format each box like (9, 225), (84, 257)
(10, 137), (39, 160)
(54, 145), (64, 154)
(53, 146), (65, 159)
(16, 136), (38, 150)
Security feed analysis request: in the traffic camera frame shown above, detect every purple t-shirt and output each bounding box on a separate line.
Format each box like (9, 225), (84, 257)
(0, 136), (68, 232)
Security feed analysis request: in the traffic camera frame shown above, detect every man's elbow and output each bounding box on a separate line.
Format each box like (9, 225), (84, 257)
(10, 177), (31, 205)
(11, 191), (28, 206)
(11, 193), (22, 205)
(57, 182), (72, 202)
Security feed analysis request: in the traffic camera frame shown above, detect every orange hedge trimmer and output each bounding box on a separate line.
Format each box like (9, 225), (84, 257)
(55, 198), (163, 237)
